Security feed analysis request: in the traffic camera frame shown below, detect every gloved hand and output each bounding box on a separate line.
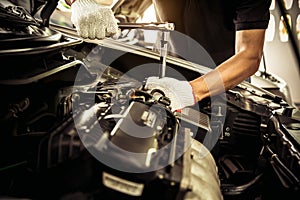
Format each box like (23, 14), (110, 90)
(145, 77), (196, 111)
(70, 0), (118, 39)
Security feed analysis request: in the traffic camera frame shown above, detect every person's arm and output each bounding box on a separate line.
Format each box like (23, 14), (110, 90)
(190, 29), (266, 102)
(145, 29), (266, 111)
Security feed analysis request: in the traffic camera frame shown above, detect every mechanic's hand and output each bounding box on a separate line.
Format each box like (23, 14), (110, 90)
(70, 0), (118, 39)
(145, 77), (196, 111)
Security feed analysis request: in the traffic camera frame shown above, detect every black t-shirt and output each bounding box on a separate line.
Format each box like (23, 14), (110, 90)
(153, 0), (271, 66)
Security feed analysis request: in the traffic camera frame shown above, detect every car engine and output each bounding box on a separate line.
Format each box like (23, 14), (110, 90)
(0, 1), (299, 200)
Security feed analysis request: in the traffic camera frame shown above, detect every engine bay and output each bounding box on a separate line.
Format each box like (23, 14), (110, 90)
(0, 1), (299, 199)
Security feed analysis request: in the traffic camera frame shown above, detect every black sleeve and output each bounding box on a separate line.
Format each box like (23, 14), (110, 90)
(234, 0), (272, 30)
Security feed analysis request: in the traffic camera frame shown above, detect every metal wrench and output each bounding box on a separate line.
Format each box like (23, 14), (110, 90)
(118, 22), (174, 78)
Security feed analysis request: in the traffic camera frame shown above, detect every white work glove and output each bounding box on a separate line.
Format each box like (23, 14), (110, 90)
(145, 77), (196, 111)
(70, 0), (118, 39)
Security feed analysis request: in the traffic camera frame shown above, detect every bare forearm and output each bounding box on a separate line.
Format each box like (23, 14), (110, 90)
(190, 52), (260, 101)
(190, 29), (265, 102)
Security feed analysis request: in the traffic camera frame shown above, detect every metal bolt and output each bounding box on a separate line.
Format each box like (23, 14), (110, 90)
(224, 132), (231, 137)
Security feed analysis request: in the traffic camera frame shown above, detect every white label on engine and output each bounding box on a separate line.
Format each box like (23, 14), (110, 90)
(102, 172), (144, 196)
